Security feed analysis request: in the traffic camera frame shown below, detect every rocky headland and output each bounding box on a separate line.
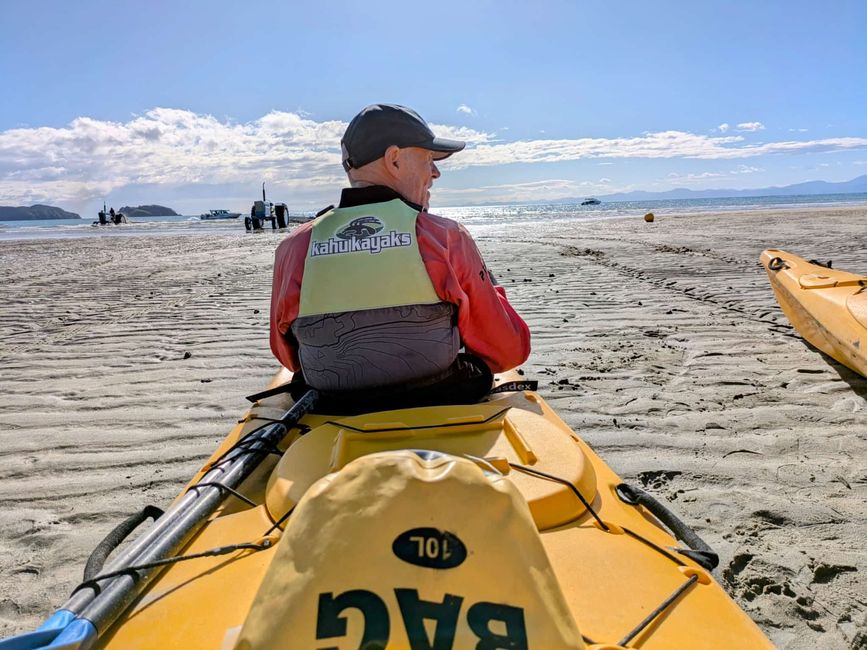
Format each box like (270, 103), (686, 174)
(118, 205), (179, 217)
(0, 205), (81, 220)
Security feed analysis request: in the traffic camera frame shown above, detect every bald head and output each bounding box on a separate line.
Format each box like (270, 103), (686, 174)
(347, 145), (441, 210)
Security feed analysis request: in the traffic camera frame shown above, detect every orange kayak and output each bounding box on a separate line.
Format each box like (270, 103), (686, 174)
(761, 249), (867, 377)
(2, 371), (773, 649)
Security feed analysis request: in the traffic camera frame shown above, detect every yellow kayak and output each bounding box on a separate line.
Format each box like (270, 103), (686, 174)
(3, 371), (772, 649)
(761, 249), (867, 377)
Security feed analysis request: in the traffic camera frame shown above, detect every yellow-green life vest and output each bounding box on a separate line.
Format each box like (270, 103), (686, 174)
(298, 199), (440, 317)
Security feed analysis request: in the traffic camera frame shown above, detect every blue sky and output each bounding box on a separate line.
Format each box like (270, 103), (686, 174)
(1, 0), (866, 215)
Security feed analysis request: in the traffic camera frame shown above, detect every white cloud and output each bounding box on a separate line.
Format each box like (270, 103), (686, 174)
(3, 108), (867, 210)
(733, 165), (763, 174)
(789, 128), (808, 133)
(428, 123), (493, 145)
(448, 131), (867, 169)
(717, 123), (730, 133)
(667, 165), (762, 183)
(456, 104), (477, 116)
(676, 171), (726, 180)
(0, 108), (495, 208)
(736, 121), (765, 132)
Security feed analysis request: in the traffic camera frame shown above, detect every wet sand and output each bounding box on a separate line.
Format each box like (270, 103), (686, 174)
(1, 206), (865, 648)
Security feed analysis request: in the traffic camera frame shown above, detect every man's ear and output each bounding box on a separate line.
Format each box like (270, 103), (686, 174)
(383, 146), (401, 175)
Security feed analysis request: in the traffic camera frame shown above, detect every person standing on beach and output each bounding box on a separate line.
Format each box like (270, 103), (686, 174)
(269, 103), (530, 406)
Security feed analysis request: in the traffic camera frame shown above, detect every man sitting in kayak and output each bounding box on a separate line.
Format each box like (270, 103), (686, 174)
(269, 103), (530, 409)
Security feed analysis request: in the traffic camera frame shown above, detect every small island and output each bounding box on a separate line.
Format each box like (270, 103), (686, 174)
(0, 204), (81, 221)
(118, 205), (179, 217)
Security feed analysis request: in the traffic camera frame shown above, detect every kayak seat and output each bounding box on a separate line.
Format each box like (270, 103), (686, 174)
(265, 397), (597, 531)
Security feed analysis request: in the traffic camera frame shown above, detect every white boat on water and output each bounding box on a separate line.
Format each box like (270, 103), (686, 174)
(200, 209), (241, 220)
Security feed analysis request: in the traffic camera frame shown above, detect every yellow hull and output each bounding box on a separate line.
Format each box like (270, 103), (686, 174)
(85, 370), (771, 649)
(761, 249), (867, 377)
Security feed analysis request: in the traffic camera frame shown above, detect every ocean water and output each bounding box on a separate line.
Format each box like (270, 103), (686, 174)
(2, 193), (866, 242)
(440, 192), (867, 229)
(0, 214), (249, 241)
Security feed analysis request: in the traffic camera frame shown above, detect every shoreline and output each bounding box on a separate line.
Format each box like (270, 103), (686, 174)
(0, 206), (865, 648)
(3, 196), (867, 243)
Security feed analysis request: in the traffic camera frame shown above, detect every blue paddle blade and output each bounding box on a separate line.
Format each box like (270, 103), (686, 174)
(0, 611), (96, 650)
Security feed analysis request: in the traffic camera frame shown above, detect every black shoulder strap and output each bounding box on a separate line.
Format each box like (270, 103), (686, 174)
(315, 204), (335, 218)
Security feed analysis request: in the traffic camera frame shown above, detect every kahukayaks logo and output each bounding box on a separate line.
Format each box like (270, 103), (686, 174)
(336, 216), (384, 239)
(311, 216), (413, 257)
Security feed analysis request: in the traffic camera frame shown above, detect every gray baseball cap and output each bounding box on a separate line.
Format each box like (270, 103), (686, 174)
(341, 104), (466, 172)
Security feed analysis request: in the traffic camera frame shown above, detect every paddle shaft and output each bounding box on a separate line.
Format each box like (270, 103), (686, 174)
(62, 389), (317, 635)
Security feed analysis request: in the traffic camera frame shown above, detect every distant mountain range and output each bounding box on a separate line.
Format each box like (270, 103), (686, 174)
(0, 204), (81, 220)
(577, 174), (867, 203)
(118, 204), (178, 217)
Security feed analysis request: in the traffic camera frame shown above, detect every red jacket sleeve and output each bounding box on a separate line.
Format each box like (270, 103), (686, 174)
(417, 212), (531, 372)
(269, 222), (314, 371)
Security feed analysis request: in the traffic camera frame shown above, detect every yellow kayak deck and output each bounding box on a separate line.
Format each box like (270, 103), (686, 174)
(761, 249), (867, 377)
(93, 370), (771, 649)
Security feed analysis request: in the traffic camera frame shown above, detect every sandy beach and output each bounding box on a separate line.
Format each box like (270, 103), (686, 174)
(0, 206), (865, 648)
